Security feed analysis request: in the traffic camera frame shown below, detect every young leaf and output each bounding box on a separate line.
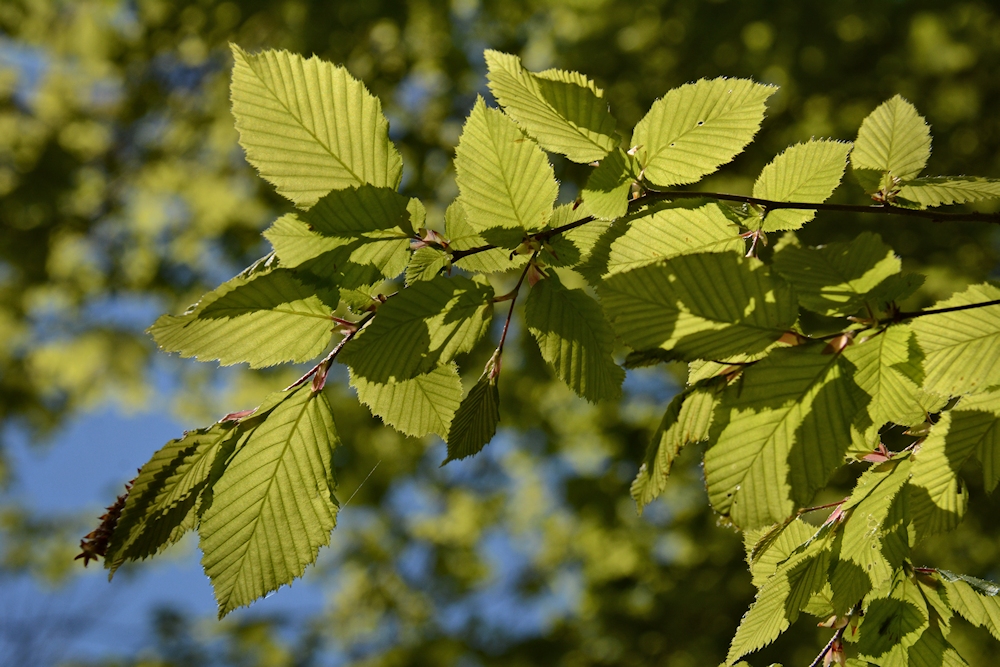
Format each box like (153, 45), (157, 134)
(484, 50), (617, 163)
(406, 247), (451, 284)
(751, 140), (851, 231)
(454, 97), (558, 234)
(106, 422), (243, 574)
(341, 275), (494, 383)
(911, 282), (1000, 396)
(580, 148), (639, 220)
(898, 176), (1000, 208)
(230, 46), (402, 207)
(631, 77), (777, 187)
(199, 385), (340, 617)
(704, 344), (868, 529)
(524, 273), (624, 402)
(851, 95), (931, 182)
(631, 382), (719, 512)
(351, 363), (462, 439)
(444, 370), (500, 463)
(939, 570), (1000, 640)
(844, 325), (943, 431)
(771, 232), (905, 317)
(726, 532), (833, 664)
(604, 201), (743, 276)
(599, 252), (798, 361)
(908, 411), (973, 540)
(744, 518), (818, 587)
(149, 268), (336, 368)
(446, 201), (529, 274)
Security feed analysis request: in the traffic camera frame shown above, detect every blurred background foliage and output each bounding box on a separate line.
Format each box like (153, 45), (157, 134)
(2, 0), (1000, 665)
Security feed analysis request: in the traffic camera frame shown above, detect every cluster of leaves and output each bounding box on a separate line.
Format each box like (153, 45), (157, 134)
(81, 44), (1000, 665)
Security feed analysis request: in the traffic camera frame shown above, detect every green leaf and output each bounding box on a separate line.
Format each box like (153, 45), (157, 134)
(484, 50), (617, 163)
(351, 363), (462, 439)
(844, 325), (943, 431)
(704, 344), (868, 529)
(911, 282), (1000, 396)
(744, 518), (819, 587)
(898, 176), (1000, 209)
(444, 368), (500, 463)
(580, 148), (639, 220)
(454, 97), (558, 234)
(341, 275), (494, 383)
(540, 204), (610, 268)
(106, 422), (242, 574)
(604, 201), (743, 276)
(751, 140), (852, 232)
(149, 268), (335, 368)
(406, 247), (451, 284)
(852, 95), (931, 182)
(264, 215), (344, 267)
(939, 570), (1000, 641)
(599, 252), (798, 362)
(952, 389), (1000, 491)
(446, 201), (529, 274)
(631, 382), (719, 512)
(908, 411), (973, 540)
(856, 573), (929, 663)
(726, 530), (833, 664)
(229, 45), (402, 207)
(772, 232), (905, 317)
(200, 385), (340, 617)
(907, 625), (969, 667)
(524, 274), (624, 402)
(632, 77), (777, 187)
(302, 185), (414, 238)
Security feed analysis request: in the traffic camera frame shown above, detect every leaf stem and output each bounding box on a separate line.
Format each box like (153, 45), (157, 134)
(497, 254), (535, 356)
(285, 311), (375, 392)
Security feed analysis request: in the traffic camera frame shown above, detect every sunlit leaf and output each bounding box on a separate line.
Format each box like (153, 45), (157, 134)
(443, 369), (500, 463)
(485, 50), (617, 163)
(200, 385), (340, 617)
(908, 411), (972, 540)
(939, 570), (1000, 641)
(632, 77), (776, 187)
(852, 95), (931, 182)
(581, 148), (639, 220)
(351, 363), (462, 439)
(446, 200), (529, 274)
(898, 176), (1000, 208)
(406, 247), (451, 284)
(230, 46), (402, 206)
(751, 140), (851, 231)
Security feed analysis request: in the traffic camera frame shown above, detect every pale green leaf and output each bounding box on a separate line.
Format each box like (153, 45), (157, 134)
(907, 626), (969, 667)
(230, 45), (402, 207)
(444, 369), (500, 463)
(632, 382), (719, 512)
(599, 252), (798, 362)
(200, 385), (340, 617)
(752, 140), (852, 232)
(852, 95), (931, 182)
(524, 274), (624, 402)
(939, 570), (1000, 641)
(454, 97), (558, 234)
(149, 268), (336, 368)
(744, 518), (818, 587)
(406, 247), (451, 284)
(856, 575), (929, 662)
(485, 50), (617, 163)
(540, 204), (610, 268)
(772, 232), (904, 317)
(898, 176), (1000, 209)
(106, 422), (242, 574)
(351, 363), (462, 439)
(446, 201), (528, 274)
(908, 411), (973, 540)
(303, 185), (414, 238)
(845, 325), (941, 430)
(341, 275), (494, 383)
(726, 534), (832, 664)
(264, 214), (344, 267)
(581, 148), (639, 220)
(912, 282), (1000, 396)
(604, 201), (743, 276)
(953, 389), (1000, 491)
(704, 344), (868, 529)
(632, 78), (777, 187)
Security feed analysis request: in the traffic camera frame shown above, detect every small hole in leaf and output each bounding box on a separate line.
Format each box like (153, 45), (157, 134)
(697, 120), (704, 126)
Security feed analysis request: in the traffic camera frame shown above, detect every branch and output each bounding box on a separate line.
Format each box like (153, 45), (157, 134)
(643, 189), (1000, 224)
(284, 311), (375, 392)
(497, 254), (535, 355)
(895, 298), (1000, 321)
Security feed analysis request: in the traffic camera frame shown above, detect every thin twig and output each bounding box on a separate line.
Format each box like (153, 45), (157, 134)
(284, 311), (375, 391)
(497, 254), (535, 355)
(341, 460), (381, 509)
(894, 298), (1000, 321)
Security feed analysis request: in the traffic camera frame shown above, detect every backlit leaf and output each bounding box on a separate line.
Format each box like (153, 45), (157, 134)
(751, 140), (851, 232)
(911, 282), (1000, 396)
(525, 274), (624, 402)
(454, 97), (558, 234)
(898, 176), (1000, 208)
(852, 95), (931, 182)
(939, 570), (1000, 641)
(581, 148), (639, 220)
(200, 385), (340, 617)
(908, 411), (972, 540)
(485, 50), (617, 163)
(444, 369), (500, 463)
(446, 200), (528, 274)
(704, 344), (868, 529)
(406, 247), (451, 284)
(599, 252), (797, 361)
(230, 46), (402, 207)
(352, 363), (462, 439)
(632, 78), (776, 187)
